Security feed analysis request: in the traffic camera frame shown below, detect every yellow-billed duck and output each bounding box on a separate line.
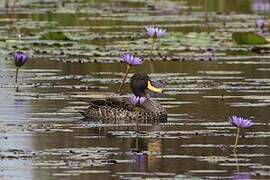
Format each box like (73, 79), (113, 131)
(81, 73), (167, 123)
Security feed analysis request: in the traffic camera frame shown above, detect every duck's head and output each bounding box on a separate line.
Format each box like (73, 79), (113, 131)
(130, 73), (162, 97)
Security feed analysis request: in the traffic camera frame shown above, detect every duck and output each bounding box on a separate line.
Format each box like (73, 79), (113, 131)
(80, 73), (167, 124)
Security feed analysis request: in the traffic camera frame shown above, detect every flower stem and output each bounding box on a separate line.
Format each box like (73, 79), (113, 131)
(233, 153), (239, 172)
(135, 137), (139, 151)
(15, 67), (19, 84)
(149, 38), (156, 73)
(118, 65), (130, 93)
(134, 107), (140, 133)
(136, 117), (139, 133)
(233, 128), (241, 152)
(149, 38), (156, 60)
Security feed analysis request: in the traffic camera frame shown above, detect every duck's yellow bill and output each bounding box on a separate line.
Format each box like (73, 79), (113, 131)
(147, 81), (162, 93)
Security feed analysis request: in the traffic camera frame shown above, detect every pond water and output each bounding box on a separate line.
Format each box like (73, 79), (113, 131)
(1, 0), (270, 179)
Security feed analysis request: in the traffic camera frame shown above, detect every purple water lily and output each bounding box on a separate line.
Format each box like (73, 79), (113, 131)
(256, 18), (265, 35)
(121, 53), (143, 66)
(252, 0), (270, 13)
(145, 26), (166, 61)
(151, 80), (167, 88)
(118, 53), (143, 93)
(14, 51), (29, 83)
(232, 172), (251, 180)
(14, 51), (28, 67)
(256, 18), (265, 30)
(230, 116), (253, 152)
(130, 95), (146, 132)
(130, 95), (146, 106)
(230, 116), (253, 129)
(145, 26), (166, 38)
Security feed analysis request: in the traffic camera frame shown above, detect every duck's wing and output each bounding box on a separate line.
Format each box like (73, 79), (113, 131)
(80, 97), (136, 123)
(80, 97), (167, 123)
(88, 97), (133, 110)
(142, 99), (167, 123)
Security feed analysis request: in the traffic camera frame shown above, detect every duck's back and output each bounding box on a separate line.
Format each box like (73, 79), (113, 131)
(81, 97), (167, 124)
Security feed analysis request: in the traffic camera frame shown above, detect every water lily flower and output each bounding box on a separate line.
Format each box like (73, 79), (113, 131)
(130, 95), (146, 106)
(151, 80), (166, 88)
(14, 51), (28, 83)
(15, 51), (28, 67)
(256, 18), (265, 35)
(230, 116), (253, 152)
(252, 0), (270, 13)
(145, 26), (166, 61)
(121, 53), (143, 66)
(230, 116), (253, 129)
(256, 18), (265, 30)
(130, 95), (146, 133)
(145, 26), (166, 38)
(118, 53), (143, 93)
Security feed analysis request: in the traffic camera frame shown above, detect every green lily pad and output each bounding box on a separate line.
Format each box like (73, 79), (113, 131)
(232, 32), (267, 45)
(40, 31), (70, 41)
(173, 32), (214, 47)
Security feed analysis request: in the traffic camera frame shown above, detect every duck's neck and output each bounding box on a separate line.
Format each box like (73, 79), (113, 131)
(134, 91), (146, 98)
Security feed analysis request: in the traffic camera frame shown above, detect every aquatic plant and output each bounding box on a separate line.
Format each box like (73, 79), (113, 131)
(146, 26), (166, 39)
(256, 18), (265, 35)
(252, 0), (270, 13)
(145, 26), (166, 59)
(230, 116), (253, 152)
(118, 53), (143, 93)
(256, 18), (265, 30)
(151, 80), (167, 88)
(232, 32), (267, 45)
(130, 94), (146, 133)
(130, 95), (146, 106)
(14, 51), (28, 83)
(232, 172), (251, 180)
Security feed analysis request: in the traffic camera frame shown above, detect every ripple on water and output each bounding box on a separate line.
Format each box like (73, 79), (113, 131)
(1, 0), (270, 179)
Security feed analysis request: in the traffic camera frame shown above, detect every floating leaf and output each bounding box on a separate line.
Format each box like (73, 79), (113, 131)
(173, 32), (213, 47)
(232, 32), (267, 45)
(40, 31), (70, 41)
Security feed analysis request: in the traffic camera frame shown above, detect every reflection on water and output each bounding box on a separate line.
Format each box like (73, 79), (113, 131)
(0, 57), (33, 179)
(130, 152), (147, 172)
(0, 0), (270, 179)
(232, 153), (252, 180)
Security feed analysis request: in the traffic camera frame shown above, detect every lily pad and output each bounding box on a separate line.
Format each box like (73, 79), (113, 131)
(40, 31), (70, 41)
(232, 32), (267, 45)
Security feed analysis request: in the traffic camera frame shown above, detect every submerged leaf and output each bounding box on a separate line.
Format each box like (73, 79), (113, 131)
(40, 31), (70, 41)
(232, 32), (267, 45)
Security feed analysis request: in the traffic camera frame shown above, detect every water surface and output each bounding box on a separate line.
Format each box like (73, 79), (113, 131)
(0, 0), (270, 179)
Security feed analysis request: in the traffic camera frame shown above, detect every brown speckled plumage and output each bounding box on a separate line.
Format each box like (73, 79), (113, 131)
(80, 73), (167, 124)
(81, 97), (167, 124)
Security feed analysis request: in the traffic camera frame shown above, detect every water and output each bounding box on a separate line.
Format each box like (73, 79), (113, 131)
(0, 0), (270, 179)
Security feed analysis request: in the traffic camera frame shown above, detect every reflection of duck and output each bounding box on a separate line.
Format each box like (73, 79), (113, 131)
(131, 152), (147, 172)
(130, 138), (148, 172)
(81, 73), (167, 123)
